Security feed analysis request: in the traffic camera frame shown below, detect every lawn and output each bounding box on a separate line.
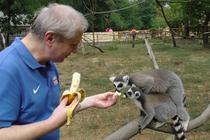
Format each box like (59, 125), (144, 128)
(57, 38), (210, 140)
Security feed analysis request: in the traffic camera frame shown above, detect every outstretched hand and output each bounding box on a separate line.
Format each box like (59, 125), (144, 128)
(91, 92), (118, 108)
(49, 91), (118, 127)
(77, 92), (118, 112)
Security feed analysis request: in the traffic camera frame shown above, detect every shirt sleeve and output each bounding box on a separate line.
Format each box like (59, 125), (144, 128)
(0, 68), (21, 127)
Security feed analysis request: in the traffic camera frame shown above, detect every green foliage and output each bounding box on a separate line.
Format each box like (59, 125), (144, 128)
(151, 16), (167, 29)
(183, 0), (210, 25)
(186, 1), (210, 19)
(165, 3), (184, 27)
(138, 0), (156, 29)
(0, 0), (53, 45)
(124, 6), (144, 29)
(1, 0), (209, 44)
(109, 13), (126, 30)
(151, 1), (184, 29)
(78, 0), (156, 31)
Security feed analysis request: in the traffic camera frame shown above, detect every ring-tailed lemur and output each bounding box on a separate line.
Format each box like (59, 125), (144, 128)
(126, 86), (187, 140)
(110, 69), (190, 131)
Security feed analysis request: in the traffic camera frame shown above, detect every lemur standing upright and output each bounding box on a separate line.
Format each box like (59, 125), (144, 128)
(110, 69), (190, 131)
(126, 85), (187, 140)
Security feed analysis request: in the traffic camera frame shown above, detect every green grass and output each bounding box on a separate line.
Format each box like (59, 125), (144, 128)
(57, 38), (210, 140)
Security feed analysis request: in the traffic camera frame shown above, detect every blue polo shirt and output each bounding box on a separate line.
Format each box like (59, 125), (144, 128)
(0, 37), (61, 140)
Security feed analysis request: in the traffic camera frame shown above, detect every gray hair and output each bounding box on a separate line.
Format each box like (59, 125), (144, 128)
(30, 3), (89, 39)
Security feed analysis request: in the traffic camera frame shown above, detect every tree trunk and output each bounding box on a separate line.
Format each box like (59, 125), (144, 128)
(155, 0), (177, 47)
(91, 0), (96, 46)
(132, 36), (135, 48)
(92, 18), (95, 46)
(103, 103), (210, 140)
(0, 33), (6, 50)
(202, 12), (210, 48)
(183, 17), (189, 39)
(5, 4), (12, 46)
(4, 0), (15, 46)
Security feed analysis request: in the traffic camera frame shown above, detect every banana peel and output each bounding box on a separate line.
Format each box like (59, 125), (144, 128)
(60, 72), (86, 126)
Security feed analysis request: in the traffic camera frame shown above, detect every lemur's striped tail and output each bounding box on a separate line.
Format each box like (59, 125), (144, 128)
(183, 95), (187, 107)
(172, 115), (187, 140)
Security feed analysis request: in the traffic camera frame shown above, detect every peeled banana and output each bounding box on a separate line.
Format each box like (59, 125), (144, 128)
(114, 91), (126, 98)
(60, 72), (86, 126)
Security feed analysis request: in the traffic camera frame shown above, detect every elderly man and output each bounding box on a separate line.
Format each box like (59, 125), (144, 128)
(0, 3), (117, 140)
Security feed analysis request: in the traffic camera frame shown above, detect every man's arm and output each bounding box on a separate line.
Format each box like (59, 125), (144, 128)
(0, 119), (54, 140)
(77, 92), (118, 112)
(0, 92), (117, 139)
(0, 98), (69, 140)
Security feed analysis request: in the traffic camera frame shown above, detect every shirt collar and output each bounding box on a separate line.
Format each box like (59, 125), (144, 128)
(12, 37), (48, 70)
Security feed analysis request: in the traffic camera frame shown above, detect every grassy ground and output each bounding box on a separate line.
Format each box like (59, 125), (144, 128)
(57, 39), (210, 140)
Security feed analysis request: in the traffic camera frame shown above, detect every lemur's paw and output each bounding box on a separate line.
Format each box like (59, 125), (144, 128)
(182, 124), (188, 132)
(180, 120), (189, 132)
(138, 125), (142, 133)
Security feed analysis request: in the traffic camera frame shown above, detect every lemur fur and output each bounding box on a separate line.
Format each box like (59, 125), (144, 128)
(110, 69), (190, 131)
(126, 86), (187, 140)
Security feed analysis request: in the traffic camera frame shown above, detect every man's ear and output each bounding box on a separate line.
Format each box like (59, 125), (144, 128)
(44, 31), (56, 47)
(109, 76), (116, 82)
(123, 75), (129, 83)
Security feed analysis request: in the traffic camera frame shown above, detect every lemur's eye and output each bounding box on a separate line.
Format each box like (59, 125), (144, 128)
(135, 91), (141, 97)
(113, 84), (116, 88)
(127, 91), (132, 96)
(118, 83), (123, 88)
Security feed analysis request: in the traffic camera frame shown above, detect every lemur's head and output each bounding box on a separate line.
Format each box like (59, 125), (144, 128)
(109, 75), (129, 92)
(126, 85), (143, 100)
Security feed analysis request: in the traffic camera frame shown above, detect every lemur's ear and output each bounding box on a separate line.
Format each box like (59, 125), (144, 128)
(123, 75), (129, 83)
(131, 84), (136, 87)
(109, 76), (116, 82)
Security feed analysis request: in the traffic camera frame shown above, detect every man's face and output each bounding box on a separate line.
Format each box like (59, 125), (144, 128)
(46, 31), (83, 62)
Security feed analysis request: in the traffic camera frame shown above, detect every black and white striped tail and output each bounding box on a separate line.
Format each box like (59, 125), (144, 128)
(183, 95), (187, 107)
(172, 115), (187, 140)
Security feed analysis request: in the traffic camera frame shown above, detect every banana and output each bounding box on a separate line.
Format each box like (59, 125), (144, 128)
(60, 72), (86, 126)
(115, 91), (126, 98)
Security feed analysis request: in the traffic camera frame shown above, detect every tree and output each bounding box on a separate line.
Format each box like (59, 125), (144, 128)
(81, 0), (156, 31)
(103, 104), (210, 140)
(155, 0), (177, 47)
(0, 0), (52, 46)
(182, 0), (210, 48)
(0, 0), (18, 46)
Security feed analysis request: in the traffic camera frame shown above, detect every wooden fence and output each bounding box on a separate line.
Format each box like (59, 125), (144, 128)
(82, 29), (177, 43)
(1, 27), (207, 49)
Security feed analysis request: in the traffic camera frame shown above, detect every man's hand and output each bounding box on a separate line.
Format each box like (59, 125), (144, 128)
(91, 92), (118, 108)
(48, 96), (79, 128)
(49, 91), (118, 126)
(76, 92), (118, 112)
(0, 97), (79, 140)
